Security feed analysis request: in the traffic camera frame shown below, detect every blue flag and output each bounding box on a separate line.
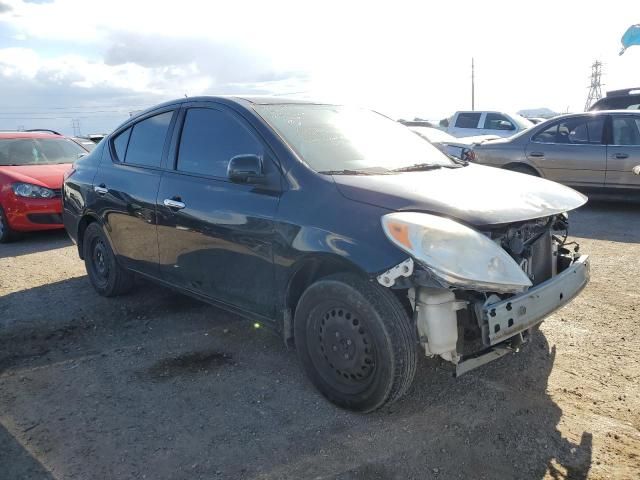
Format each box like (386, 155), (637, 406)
(620, 24), (640, 55)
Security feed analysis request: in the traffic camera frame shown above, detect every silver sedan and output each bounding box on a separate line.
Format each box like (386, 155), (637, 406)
(473, 111), (640, 194)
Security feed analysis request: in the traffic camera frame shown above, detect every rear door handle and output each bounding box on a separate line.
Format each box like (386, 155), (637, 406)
(94, 184), (108, 195)
(163, 198), (186, 210)
(614, 153), (629, 159)
(529, 152), (545, 158)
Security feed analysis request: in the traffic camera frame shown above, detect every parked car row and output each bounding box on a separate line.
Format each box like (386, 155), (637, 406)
(408, 125), (499, 161)
(471, 110), (640, 195)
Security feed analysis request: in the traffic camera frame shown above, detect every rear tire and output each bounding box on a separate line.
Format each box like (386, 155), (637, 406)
(504, 164), (540, 176)
(0, 206), (15, 243)
(294, 273), (417, 412)
(83, 223), (134, 296)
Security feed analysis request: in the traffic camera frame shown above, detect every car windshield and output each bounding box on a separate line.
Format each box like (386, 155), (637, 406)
(0, 137), (86, 166)
(509, 113), (535, 130)
(253, 104), (457, 173)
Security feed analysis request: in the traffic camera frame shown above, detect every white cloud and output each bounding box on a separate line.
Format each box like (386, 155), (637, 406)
(0, 0), (639, 131)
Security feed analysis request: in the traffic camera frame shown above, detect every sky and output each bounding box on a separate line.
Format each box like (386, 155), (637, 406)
(0, 0), (639, 135)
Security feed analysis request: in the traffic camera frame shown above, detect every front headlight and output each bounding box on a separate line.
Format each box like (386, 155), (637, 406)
(381, 212), (532, 293)
(12, 182), (56, 199)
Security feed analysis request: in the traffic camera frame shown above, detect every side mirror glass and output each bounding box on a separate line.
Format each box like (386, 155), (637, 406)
(227, 154), (264, 183)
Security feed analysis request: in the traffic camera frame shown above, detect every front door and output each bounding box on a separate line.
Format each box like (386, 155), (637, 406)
(525, 115), (606, 188)
(156, 104), (282, 318)
(606, 113), (640, 189)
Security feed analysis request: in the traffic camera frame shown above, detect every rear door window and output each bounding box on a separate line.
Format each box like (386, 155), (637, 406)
(112, 127), (131, 162)
(121, 111), (174, 167)
(533, 117), (603, 144)
(454, 112), (481, 129)
(176, 107), (263, 178)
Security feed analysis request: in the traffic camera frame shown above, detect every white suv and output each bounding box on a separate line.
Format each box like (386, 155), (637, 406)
(445, 111), (534, 138)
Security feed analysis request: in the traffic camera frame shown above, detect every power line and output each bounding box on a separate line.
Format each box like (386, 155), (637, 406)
(0, 114), (130, 120)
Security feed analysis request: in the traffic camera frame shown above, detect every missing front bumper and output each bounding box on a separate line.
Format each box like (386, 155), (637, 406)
(453, 255), (589, 376)
(481, 255), (590, 346)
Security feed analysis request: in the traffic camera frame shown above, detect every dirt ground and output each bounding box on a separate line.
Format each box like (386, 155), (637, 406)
(0, 201), (638, 480)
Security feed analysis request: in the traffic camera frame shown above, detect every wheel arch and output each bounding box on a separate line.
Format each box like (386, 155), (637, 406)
(502, 162), (542, 177)
(281, 254), (367, 346)
(76, 213), (102, 259)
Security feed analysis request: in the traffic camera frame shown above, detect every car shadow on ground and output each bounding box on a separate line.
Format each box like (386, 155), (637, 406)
(0, 277), (594, 479)
(0, 229), (71, 259)
(571, 200), (640, 243)
(0, 424), (56, 480)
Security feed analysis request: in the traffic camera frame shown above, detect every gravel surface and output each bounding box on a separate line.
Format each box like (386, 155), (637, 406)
(0, 202), (638, 480)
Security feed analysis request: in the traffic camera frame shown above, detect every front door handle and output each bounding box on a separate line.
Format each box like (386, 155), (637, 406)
(94, 184), (108, 195)
(529, 152), (545, 158)
(614, 153), (629, 159)
(163, 198), (186, 210)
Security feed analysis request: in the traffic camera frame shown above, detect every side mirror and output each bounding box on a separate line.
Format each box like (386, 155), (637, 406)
(227, 154), (264, 183)
(497, 120), (515, 131)
(633, 165), (640, 176)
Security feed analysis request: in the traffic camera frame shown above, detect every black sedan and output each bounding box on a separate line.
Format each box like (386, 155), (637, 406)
(63, 97), (589, 412)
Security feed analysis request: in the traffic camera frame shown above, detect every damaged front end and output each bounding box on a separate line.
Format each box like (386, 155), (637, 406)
(378, 212), (589, 376)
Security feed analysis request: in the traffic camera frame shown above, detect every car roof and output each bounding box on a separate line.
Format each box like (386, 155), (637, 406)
(126, 95), (339, 126)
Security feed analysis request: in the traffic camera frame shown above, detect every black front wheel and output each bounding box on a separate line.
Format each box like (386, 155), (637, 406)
(83, 223), (134, 296)
(294, 273), (417, 412)
(0, 206), (15, 243)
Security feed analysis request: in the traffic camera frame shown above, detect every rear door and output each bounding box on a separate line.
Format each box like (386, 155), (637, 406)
(448, 112), (482, 138)
(524, 115), (606, 187)
(93, 108), (177, 276)
(156, 102), (282, 318)
(606, 113), (640, 189)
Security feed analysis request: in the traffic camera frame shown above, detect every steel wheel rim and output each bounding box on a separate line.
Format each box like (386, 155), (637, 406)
(308, 305), (377, 391)
(91, 238), (110, 286)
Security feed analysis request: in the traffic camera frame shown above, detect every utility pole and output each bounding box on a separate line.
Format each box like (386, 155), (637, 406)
(584, 60), (603, 111)
(71, 118), (81, 137)
(471, 57), (475, 111)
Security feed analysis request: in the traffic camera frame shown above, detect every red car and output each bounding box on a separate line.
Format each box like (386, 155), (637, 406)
(0, 131), (88, 242)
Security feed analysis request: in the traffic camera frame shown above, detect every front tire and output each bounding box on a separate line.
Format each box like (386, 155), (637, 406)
(294, 273), (417, 412)
(0, 206), (15, 243)
(83, 223), (134, 296)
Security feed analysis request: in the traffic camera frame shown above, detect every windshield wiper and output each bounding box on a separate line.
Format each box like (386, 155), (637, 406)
(318, 169), (380, 175)
(391, 163), (444, 172)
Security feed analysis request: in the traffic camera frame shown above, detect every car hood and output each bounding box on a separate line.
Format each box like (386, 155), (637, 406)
(0, 164), (71, 189)
(332, 164), (587, 226)
(450, 134), (501, 146)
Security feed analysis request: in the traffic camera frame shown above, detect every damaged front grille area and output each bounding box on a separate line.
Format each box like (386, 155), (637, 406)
(488, 216), (558, 286)
(380, 212), (585, 375)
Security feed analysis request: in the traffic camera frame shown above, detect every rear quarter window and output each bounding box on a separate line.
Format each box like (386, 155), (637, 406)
(116, 111), (174, 167)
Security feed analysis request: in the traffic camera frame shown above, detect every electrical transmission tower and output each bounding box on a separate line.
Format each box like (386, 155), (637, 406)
(584, 60), (603, 111)
(71, 118), (82, 137)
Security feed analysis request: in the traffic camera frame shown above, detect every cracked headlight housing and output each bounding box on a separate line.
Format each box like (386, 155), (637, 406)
(381, 212), (532, 293)
(12, 182), (56, 199)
